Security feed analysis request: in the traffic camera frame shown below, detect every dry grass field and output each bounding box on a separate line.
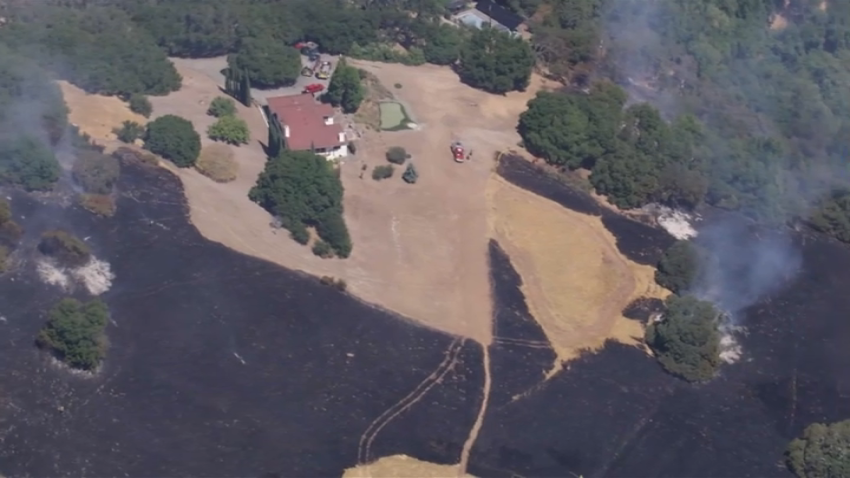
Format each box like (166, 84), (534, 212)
(196, 143), (238, 183)
(57, 81), (147, 142)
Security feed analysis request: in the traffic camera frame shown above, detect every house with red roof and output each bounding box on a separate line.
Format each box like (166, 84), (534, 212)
(265, 93), (348, 160)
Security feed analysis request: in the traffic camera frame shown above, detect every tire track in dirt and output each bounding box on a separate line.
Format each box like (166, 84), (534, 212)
(357, 337), (466, 467)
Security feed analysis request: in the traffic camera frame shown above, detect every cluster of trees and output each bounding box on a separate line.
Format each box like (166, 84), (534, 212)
(36, 298), (110, 371)
(324, 60), (365, 113)
(644, 240), (722, 382)
(249, 150), (352, 258)
(786, 419), (850, 478)
(459, 28), (535, 94)
(223, 67), (252, 107)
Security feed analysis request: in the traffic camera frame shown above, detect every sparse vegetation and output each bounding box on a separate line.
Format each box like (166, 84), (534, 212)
(196, 144), (238, 183)
(114, 120), (145, 144)
(645, 295), (721, 383)
(372, 165), (394, 180)
(128, 94), (152, 117)
(80, 194), (116, 217)
(38, 230), (91, 268)
(0, 199), (23, 249)
(786, 419), (850, 478)
(207, 96), (237, 118)
(207, 115), (250, 145)
(320, 275), (347, 291)
(385, 146), (408, 165)
(144, 115), (201, 168)
(312, 240), (333, 258)
(36, 298), (109, 371)
(249, 150), (352, 258)
(72, 150), (120, 195)
(402, 163), (418, 184)
(655, 241), (699, 294)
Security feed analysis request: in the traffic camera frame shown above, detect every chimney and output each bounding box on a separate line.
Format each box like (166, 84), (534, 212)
(283, 124), (290, 138)
(324, 116), (334, 126)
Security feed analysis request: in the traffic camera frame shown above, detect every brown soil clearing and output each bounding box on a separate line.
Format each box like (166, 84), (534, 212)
(488, 175), (669, 369)
(57, 81), (147, 142)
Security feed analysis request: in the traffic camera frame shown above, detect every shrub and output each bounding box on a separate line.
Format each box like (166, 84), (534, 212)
(36, 298), (109, 371)
(0, 199), (22, 248)
(645, 295), (721, 382)
(0, 245), (9, 272)
(207, 115), (250, 145)
(207, 96), (237, 117)
(320, 275), (347, 291)
(348, 142), (357, 155)
(128, 94), (152, 117)
(0, 136), (60, 191)
(655, 240), (699, 294)
(144, 115), (201, 167)
(386, 146), (407, 164)
(312, 240), (333, 258)
(72, 150), (120, 195)
(196, 144), (238, 183)
(372, 164), (394, 180)
(402, 163), (418, 184)
(114, 120), (145, 144)
(394, 83), (402, 89)
(80, 194), (116, 217)
(786, 419), (850, 478)
(38, 230), (91, 268)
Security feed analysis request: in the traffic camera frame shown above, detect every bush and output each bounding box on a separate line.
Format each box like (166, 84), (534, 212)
(144, 115), (201, 167)
(786, 420), (850, 478)
(645, 295), (721, 382)
(0, 199), (23, 248)
(0, 136), (60, 191)
(72, 150), (120, 195)
(386, 146), (407, 164)
(80, 194), (116, 217)
(207, 115), (250, 145)
(114, 120), (145, 144)
(38, 230), (91, 268)
(128, 94), (152, 117)
(196, 144), (238, 183)
(207, 96), (237, 117)
(320, 275), (347, 291)
(0, 244), (8, 272)
(36, 298), (109, 371)
(402, 163), (418, 184)
(348, 142), (357, 155)
(655, 240), (699, 294)
(372, 164), (394, 180)
(312, 240), (333, 258)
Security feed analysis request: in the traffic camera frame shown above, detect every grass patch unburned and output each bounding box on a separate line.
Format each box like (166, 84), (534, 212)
(196, 144), (238, 183)
(80, 194), (116, 217)
(380, 101), (413, 131)
(354, 71), (394, 130)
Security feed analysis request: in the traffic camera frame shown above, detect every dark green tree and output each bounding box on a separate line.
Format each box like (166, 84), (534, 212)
(144, 115), (201, 168)
(239, 68), (252, 106)
(267, 115), (285, 158)
(0, 137), (61, 191)
(786, 419), (850, 478)
(423, 24), (464, 65)
(249, 150), (352, 257)
(128, 94), (153, 117)
(36, 298), (109, 371)
(324, 59), (365, 113)
(114, 120), (145, 144)
(457, 27), (534, 94)
(655, 241), (699, 294)
(228, 35), (301, 89)
(645, 295), (721, 383)
(208, 96), (237, 118)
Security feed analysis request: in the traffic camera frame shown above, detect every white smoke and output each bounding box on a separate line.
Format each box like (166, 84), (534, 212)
(37, 256), (115, 296)
(644, 204), (699, 240)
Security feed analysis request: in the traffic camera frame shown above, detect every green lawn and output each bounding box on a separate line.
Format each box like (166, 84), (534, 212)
(379, 101), (412, 131)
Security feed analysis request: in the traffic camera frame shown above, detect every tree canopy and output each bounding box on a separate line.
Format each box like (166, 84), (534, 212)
(249, 150), (352, 257)
(458, 28), (535, 94)
(144, 115), (202, 168)
(786, 419), (850, 478)
(36, 298), (110, 371)
(228, 35), (302, 89)
(324, 59), (365, 113)
(645, 295), (721, 382)
(655, 240), (699, 295)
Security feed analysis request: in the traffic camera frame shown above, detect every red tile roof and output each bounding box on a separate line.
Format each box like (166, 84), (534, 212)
(266, 94), (344, 151)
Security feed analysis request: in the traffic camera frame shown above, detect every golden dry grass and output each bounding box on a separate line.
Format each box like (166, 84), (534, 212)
(195, 143), (238, 183)
(343, 455), (476, 478)
(57, 81), (148, 142)
(487, 175), (670, 366)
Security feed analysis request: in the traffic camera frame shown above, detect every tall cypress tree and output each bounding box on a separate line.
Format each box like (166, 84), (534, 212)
(240, 68), (252, 107)
(224, 68), (233, 97)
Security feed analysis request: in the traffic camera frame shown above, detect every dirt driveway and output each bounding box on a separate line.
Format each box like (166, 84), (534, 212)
(144, 59), (552, 346)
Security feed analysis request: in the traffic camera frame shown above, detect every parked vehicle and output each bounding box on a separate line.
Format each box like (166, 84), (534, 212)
(316, 61), (332, 80)
(301, 66), (314, 77)
(303, 83), (325, 95)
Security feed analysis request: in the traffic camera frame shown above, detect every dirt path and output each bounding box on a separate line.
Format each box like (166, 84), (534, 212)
(458, 344), (490, 476)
